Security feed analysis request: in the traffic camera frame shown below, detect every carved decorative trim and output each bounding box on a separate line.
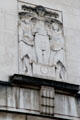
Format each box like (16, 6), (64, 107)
(40, 86), (55, 115)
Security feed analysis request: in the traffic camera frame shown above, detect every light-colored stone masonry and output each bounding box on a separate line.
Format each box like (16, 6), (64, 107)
(0, 0), (80, 84)
(0, 0), (80, 120)
(0, 0), (18, 81)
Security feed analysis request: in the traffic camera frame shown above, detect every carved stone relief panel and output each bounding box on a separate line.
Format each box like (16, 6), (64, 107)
(18, 1), (66, 81)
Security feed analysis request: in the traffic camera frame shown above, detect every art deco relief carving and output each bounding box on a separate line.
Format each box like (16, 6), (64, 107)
(18, 2), (66, 81)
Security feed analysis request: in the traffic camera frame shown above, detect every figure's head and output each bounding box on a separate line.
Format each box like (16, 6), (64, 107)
(52, 22), (59, 32)
(51, 19), (63, 32)
(19, 12), (31, 24)
(35, 6), (46, 17)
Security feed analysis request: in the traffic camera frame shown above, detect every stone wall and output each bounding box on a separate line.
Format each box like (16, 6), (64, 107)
(0, 0), (18, 81)
(0, 0), (80, 84)
(0, 0), (80, 120)
(0, 83), (79, 120)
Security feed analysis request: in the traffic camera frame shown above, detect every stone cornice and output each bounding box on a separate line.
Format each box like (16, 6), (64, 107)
(9, 74), (79, 94)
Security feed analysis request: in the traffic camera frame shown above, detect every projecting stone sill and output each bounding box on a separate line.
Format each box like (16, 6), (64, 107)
(9, 74), (79, 94)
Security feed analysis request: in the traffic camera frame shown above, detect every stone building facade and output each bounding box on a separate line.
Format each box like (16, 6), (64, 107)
(0, 0), (80, 120)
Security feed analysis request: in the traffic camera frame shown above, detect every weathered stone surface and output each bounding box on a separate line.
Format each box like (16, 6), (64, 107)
(0, 84), (79, 119)
(18, 1), (66, 81)
(54, 93), (78, 119)
(0, 0), (80, 85)
(7, 87), (17, 108)
(0, 112), (26, 120)
(0, 85), (7, 106)
(27, 115), (55, 120)
(17, 0), (80, 85)
(19, 88), (40, 111)
(40, 86), (55, 115)
(0, 0), (80, 120)
(0, 0), (18, 81)
(77, 96), (80, 117)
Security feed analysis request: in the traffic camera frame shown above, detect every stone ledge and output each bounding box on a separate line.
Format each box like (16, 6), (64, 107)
(9, 74), (79, 94)
(0, 110), (70, 120)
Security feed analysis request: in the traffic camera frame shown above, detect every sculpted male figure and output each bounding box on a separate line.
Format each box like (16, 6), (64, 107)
(50, 20), (65, 80)
(19, 13), (35, 75)
(32, 6), (51, 65)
